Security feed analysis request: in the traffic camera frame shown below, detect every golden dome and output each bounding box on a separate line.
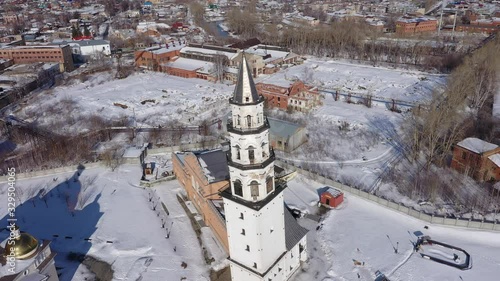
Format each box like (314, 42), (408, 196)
(4, 228), (39, 260)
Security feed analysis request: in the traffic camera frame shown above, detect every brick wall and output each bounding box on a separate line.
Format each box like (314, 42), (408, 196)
(172, 152), (229, 252)
(0, 45), (74, 72)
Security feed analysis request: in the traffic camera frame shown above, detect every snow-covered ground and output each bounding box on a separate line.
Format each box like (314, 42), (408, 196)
(0, 165), (211, 281)
(8, 59), (452, 213)
(14, 72), (233, 134)
(274, 93), (404, 195)
(257, 58), (447, 103)
(287, 176), (500, 281)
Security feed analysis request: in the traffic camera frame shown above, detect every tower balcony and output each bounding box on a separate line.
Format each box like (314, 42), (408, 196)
(227, 117), (270, 135)
(227, 148), (275, 171)
(220, 179), (287, 211)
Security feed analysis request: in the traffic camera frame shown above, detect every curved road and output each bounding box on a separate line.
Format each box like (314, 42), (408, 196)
(277, 146), (396, 166)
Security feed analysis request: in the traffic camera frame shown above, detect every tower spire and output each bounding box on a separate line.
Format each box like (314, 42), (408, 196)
(231, 52), (260, 105)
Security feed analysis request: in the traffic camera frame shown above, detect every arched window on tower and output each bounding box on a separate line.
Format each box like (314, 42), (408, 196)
(237, 115), (240, 126)
(266, 176), (273, 194)
(236, 148), (241, 160)
(248, 146), (255, 163)
(250, 181), (259, 198)
(233, 180), (243, 197)
(246, 115), (252, 127)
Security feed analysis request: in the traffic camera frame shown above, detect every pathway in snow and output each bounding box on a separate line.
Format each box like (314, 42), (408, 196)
(123, 257), (153, 281)
(387, 249), (415, 277)
(278, 146), (395, 166)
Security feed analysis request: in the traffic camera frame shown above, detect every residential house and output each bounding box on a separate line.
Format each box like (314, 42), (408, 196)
(244, 45), (300, 74)
(451, 138), (500, 182)
(456, 18), (500, 34)
(0, 45), (74, 72)
(180, 44), (239, 66)
(134, 42), (185, 70)
(395, 16), (438, 35)
(256, 80), (323, 112)
(51, 40), (111, 61)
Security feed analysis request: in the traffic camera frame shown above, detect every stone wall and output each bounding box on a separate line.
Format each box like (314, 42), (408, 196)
(276, 160), (500, 232)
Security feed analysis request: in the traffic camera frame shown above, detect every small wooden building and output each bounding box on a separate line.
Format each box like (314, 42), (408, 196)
(320, 187), (344, 208)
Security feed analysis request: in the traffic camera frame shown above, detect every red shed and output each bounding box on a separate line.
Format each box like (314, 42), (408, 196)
(320, 187), (344, 208)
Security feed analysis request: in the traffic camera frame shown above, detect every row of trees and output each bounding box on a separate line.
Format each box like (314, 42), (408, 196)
(267, 21), (468, 71)
(226, 5), (260, 39)
(406, 35), (500, 168)
(389, 35), (500, 208)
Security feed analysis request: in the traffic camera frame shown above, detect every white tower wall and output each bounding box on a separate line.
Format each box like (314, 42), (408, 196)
(223, 54), (307, 281)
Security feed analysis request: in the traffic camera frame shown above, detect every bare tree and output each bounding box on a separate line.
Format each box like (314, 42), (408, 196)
(101, 146), (124, 171)
(212, 52), (228, 83)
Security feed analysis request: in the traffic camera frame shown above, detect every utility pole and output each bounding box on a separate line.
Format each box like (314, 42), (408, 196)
(452, 8), (458, 40)
(438, 0), (446, 37)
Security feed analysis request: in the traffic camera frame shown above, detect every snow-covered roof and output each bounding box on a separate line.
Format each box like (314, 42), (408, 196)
(488, 154), (500, 167)
(256, 73), (294, 88)
(51, 39), (109, 47)
(180, 46), (238, 60)
(457, 138), (498, 154)
(123, 147), (145, 158)
(146, 42), (185, 54)
(325, 187), (343, 197)
(165, 57), (212, 71)
(397, 16), (437, 23)
(245, 45), (290, 62)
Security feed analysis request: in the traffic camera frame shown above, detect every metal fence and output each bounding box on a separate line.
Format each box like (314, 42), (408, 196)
(276, 160), (500, 232)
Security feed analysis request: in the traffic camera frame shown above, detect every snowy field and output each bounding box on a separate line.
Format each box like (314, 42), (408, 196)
(286, 176), (500, 281)
(275, 92), (404, 196)
(257, 58), (447, 103)
(14, 72), (234, 134)
(0, 165), (211, 281)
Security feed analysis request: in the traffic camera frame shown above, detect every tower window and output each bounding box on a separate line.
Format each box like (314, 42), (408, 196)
(249, 149), (255, 162)
(246, 245), (250, 251)
(266, 176), (273, 194)
(253, 262), (257, 268)
(250, 181), (259, 197)
(236, 149), (240, 160)
(237, 115), (240, 125)
(233, 180), (243, 197)
(240, 212), (244, 219)
(246, 97), (249, 102)
(247, 115), (252, 127)
(241, 229), (245, 235)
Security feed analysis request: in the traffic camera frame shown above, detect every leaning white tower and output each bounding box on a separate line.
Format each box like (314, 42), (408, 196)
(221, 54), (307, 281)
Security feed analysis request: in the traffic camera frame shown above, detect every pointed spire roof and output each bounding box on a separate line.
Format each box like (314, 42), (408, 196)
(231, 52), (261, 105)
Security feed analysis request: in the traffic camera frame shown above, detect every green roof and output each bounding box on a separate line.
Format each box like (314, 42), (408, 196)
(268, 117), (303, 139)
